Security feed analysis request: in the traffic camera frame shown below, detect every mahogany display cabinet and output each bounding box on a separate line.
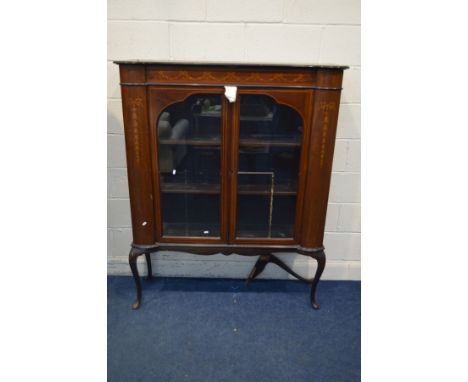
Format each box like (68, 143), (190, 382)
(114, 61), (348, 309)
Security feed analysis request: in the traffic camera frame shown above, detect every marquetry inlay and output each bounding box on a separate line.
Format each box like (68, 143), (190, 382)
(130, 97), (144, 165)
(147, 68), (316, 86)
(319, 101), (336, 168)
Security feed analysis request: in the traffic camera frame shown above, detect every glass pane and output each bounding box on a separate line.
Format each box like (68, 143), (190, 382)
(157, 94), (222, 237)
(236, 95), (303, 239)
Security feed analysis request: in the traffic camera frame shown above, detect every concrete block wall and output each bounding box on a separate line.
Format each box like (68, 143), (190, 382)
(107, 0), (361, 280)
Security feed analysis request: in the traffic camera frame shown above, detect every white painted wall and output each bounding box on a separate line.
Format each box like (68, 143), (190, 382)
(107, 0), (361, 280)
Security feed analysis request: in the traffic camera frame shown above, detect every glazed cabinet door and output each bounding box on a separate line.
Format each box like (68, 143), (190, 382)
(229, 89), (313, 244)
(148, 87), (229, 243)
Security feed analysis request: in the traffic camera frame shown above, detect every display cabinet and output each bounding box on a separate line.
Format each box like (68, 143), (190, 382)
(114, 61), (348, 309)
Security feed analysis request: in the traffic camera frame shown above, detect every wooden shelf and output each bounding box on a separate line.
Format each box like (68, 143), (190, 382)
(238, 184), (297, 195)
(236, 225), (294, 239)
(159, 137), (220, 146)
(158, 137), (300, 147)
(163, 222), (220, 237)
(161, 183), (220, 194)
(160, 182), (297, 195)
(194, 111), (274, 122)
(239, 138), (301, 147)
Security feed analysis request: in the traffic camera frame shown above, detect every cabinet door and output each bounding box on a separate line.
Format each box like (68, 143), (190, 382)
(148, 87), (228, 242)
(229, 90), (312, 244)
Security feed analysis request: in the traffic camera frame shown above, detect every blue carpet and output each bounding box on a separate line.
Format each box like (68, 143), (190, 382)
(108, 276), (360, 382)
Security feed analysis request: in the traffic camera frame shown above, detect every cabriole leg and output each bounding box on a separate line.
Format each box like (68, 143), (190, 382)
(246, 255), (270, 284)
(129, 248), (143, 310)
(310, 250), (326, 310)
(145, 253), (153, 280)
(245, 251), (327, 310)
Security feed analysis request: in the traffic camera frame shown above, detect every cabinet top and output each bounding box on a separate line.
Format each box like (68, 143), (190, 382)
(113, 60), (349, 70)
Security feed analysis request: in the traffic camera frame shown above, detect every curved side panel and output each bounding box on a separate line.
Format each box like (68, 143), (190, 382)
(120, 85), (156, 244)
(301, 87), (343, 248)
